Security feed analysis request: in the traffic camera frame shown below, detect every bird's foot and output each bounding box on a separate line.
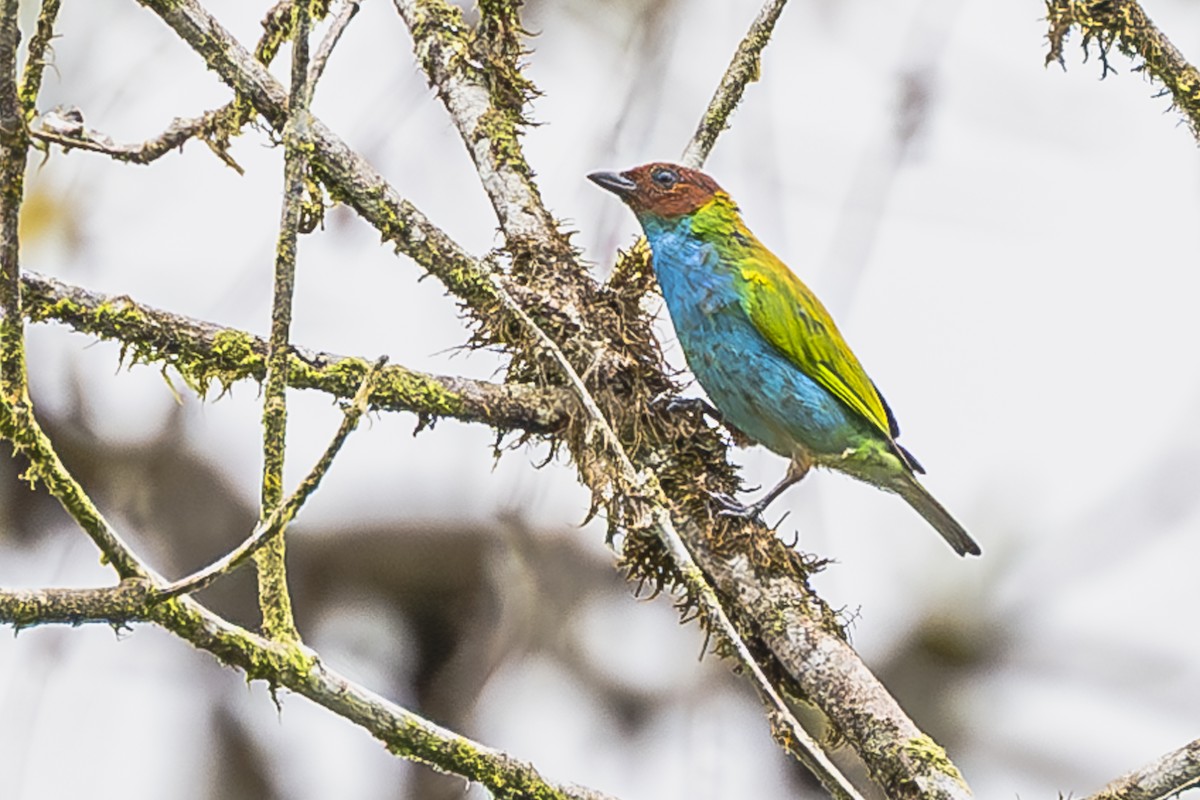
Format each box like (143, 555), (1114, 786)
(654, 394), (721, 420)
(706, 490), (768, 521)
(707, 491), (795, 531)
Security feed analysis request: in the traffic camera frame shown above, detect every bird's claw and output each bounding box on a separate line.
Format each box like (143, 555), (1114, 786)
(655, 394), (721, 420)
(706, 490), (766, 521)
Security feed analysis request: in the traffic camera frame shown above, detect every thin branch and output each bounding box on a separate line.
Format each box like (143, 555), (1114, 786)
(32, 104), (245, 172)
(255, 4), (314, 643)
(20, 272), (569, 433)
(680, 0), (789, 168)
(0, 3), (155, 581)
(158, 358), (387, 600)
(32, 0), (309, 173)
(0, 0), (27, 402)
(1085, 737), (1200, 800)
(307, 0), (363, 101)
(5, 6), (616, 791)
(18, 0), (63, 120)
(138, 0), (498, 308)
(1045, 0), (1200, 143)
(0, 586), (619, 800)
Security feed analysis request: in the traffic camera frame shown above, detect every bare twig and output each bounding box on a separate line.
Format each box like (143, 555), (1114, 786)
(32, 105), (245, 172)
(255, 3), (314, 643)
(140, 0), (497, 308)
(698, 545), (972, 799)
(158, 358), (387, 599)
(0, 586), (620, 800)
(1045, 0), (1200, 142)
(1085, 737), (1200, 800)
(307, 0), (363, 100)
(680, 0), (789, 168)
(31, 0), (312, 173)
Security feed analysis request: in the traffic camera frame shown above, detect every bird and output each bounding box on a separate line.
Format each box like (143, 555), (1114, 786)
(588, 162), (980, 556)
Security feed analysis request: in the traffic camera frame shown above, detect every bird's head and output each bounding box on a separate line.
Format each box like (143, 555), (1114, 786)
(588, 162), (724, 220)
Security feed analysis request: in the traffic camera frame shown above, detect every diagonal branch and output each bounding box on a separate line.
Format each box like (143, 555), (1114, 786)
(0, 585), (619, 800)
(307, 0), (364, 102)
(158, 357), (387, 599)
(1085, 737), (1200, 800)
(136, 0), (498, 309)
(393, 0), (559, 244)
(681, 0), (789, 169)
(1045, 0), (1200, 143)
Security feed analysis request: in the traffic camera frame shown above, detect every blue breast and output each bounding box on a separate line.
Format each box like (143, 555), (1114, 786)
(641, 215), (868, 459)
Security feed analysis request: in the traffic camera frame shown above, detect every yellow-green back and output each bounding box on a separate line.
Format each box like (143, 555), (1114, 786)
(691, 195), (895, 443)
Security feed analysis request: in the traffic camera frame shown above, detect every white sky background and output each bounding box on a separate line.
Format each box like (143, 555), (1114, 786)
(2, 0), (1200, 798)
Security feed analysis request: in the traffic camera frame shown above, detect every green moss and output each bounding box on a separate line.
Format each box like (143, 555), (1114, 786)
(1046, 0), (1200, 140)
(151, 597), (315, 683)
(384, 728), (572, 800)
(475, 108), (528, 175)
(903, 735), (967, 786)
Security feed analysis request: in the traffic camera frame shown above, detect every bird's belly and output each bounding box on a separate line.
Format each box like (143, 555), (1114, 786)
(674, 311), (864, 459)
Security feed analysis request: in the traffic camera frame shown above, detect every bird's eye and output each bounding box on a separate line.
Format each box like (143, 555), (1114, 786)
(651, 168), (678, 189)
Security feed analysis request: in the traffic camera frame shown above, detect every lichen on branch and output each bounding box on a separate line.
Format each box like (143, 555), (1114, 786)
(1046, 0), (1200, 142)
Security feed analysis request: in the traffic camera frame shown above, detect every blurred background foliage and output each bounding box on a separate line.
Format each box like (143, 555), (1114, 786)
(2, 0), (1200, 798)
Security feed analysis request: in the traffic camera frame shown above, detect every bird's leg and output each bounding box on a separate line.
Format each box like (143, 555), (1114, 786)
(709, 456), (812, 521)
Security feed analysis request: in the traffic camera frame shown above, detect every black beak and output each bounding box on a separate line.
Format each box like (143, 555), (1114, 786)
(588, 171), (637, 196)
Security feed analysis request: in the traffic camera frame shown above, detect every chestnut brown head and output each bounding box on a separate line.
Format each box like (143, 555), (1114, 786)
(588, 163), (724, 218)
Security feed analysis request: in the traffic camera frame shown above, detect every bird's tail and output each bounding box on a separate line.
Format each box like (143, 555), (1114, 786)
(893, 476), (981, 557)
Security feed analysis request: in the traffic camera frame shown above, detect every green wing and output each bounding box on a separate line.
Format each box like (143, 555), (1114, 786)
(736, 251), (894, 442)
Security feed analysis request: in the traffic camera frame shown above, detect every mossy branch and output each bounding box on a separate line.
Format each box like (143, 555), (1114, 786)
(137, 0), (498, 309)
(254, 2), (315, 644)
(1084, 737), (1200, 800)
(18, 0), (63, 121)
(681, 0), (790, 169)
(0, 585), (619, 800)
(32, 104), (247, 173)
(160, 358), (386, 599)
(0, 0), (28, 404)
(484, 270), (865, 800)
(0, 0), (154, 581)
(394, 0), (558, 245)
(21, 272), (569, 432)
(1045, 0), (1200, 143)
